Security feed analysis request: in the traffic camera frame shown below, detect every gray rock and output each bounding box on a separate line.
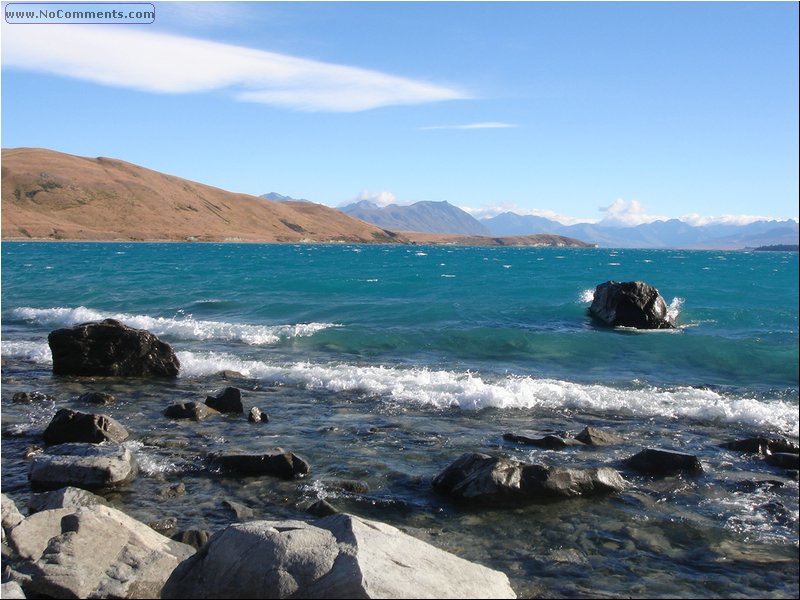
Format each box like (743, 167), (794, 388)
(28, 442), (137, 490)
(212, 448), (310, 479)
(78, 391), (115, 405)
(1, 494), (24, 535)
(164, 401), (220, 421)
(8, 509), (73, 561)
(28, 486), (109, 514)
(48, 318), (180, 377)
(0, 581), (26, 599)
(625, 448), (703, 476)
(162, 513), (516, 599)
(221, 500), (254, 521)
(503, 432), (585, 449)
(307, 499), (339, 517)
(248, 406), (268, 423)
(148, 517), (178, 534)
(575, 426), (625, 446)
(42, 408), (129, 444)
(589, 280), (675, 329)
(205, 387), (243, 413)
(16, 504), (195, 599)
(159, 482), (186, 498)
(432, 452), (625, 505)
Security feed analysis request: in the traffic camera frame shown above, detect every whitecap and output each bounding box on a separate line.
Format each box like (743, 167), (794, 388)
(176, 352), (799, 436)
(12, 306), (340, 346)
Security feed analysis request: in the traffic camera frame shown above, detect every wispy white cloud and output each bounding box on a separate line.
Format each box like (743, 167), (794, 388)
(1, 25), (467, 112)
(419, 122), (518, 131)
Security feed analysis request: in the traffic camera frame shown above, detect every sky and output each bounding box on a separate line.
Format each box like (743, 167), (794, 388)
(1, 1), (798, 226)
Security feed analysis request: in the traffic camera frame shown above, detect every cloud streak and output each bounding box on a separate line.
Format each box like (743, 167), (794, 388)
(1, 25), (467, 112)
(419, 122), (518, 130)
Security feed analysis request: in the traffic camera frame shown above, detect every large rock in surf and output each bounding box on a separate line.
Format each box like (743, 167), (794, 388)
(432, 452), (625, 505)
(211, 448), (310, 479)
(48, 318), (180, 377)
(162, 513), (516, 599)
(42, 408), (129, 444)
(11, 504), (195, 599)
(589, 281), (675, 329)
(625, 448), (703, 476)
(28, 443), (137, 490)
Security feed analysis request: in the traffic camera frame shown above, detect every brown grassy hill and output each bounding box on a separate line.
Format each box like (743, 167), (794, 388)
(1, 148), (405, 243)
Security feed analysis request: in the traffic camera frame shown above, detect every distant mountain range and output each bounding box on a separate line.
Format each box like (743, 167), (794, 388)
(340, 200), (491, 236)
(481, 212), (799, 249)
(333, 197), (797, 249)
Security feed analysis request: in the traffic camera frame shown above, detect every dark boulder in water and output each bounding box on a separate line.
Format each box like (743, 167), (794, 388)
(164, 401), (220, 421)
(575, 426), (625, 446)
(432, 452), (625, 505)
(719, 436), (799, 455)
(625, 448), (703, 476)
(211, 448), (310, 479)
(589, 281), (675, 329)
(205, 387), (243, 414)
(43, 408), (129, 445)
(48, 318), (180, 377)
(502, 432), (586, 449)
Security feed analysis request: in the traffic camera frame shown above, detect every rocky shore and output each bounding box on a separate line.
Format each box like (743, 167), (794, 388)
(2, 318), (798, 598)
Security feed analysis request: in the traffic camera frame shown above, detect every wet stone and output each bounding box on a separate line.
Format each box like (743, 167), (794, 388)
(78, 391), (115, 405)
(171, 529), (212, 550)
(159, 482), (187, 498)
(164, 401), (220, 421)
(625, 448), (703, 476)
(307, 499), (338, 517)
(222, 499), (254, 521)
(148, 516), (178, 533)
(205, 387), (243, 414)
(503, 432), (586, 449)
(42, 408), (129, 445)
(765, 452), (799, 470)
(248, 407), (268, 423)
(575, 426), (625, 446)
(11, 391), (54, 403)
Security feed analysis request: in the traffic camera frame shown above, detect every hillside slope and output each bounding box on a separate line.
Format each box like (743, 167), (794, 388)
(1, 148), (403, 243)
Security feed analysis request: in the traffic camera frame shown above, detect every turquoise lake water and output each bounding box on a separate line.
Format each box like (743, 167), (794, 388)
(1, 242), (798, 597)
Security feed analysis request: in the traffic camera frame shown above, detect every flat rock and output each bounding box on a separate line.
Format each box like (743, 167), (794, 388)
(164, 401), (220, 421)
(28, 486), (109, 514)
(503, 432), (585, 449)
(589, 280), (675, 329)
(48, 318), (180, 377)
(212, 448), (310, 479)
(42, 408), (129, 444)
(205, 387), (243, 413)
(162, 513), (516, 599)
(28, 442), (137, 490)
(625, 448), (703, 476)
(15, 504), (195, 599)
(433, 452), (625, 505)
(575, 426), (625, 446)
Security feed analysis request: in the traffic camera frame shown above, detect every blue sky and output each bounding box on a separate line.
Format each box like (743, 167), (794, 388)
(2, 1), (798, 225)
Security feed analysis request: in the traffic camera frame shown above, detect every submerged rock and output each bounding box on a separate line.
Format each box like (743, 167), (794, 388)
(625, 448), (703, 476)
(11, 391), (54, 403)
(164, 401), (220, 421)
(13, 504), (194, 599)
(765, 453), (799, 470)
(589, 281), (675, 329)
(211, 448), (310, 479)
(162, 513), (516, 599)
(48, 318), (180, 377)
(205, 387), (244, 413)
(78, 391), (115, 405)
(575, 426), (625, 446)
(28, 443), (137, 490)
(42, 408), (128, 445)
(432, 452), (625, 505)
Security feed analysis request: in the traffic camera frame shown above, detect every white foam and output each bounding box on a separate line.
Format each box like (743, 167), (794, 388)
(579, 289), (595, 303)
(12, 306), (339, 346)
(0, 340), (52, 364)
(176, 351), (799, 436)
